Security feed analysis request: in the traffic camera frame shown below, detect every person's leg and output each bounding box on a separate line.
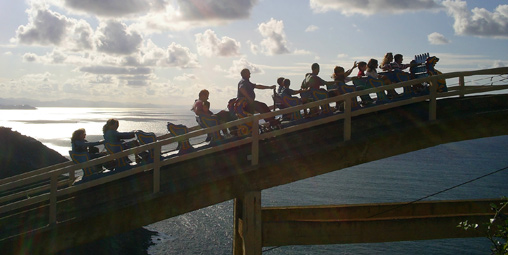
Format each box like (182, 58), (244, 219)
(253, 101), (279, 126)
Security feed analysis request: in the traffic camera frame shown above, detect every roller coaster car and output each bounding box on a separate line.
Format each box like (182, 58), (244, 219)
(167, 122), (194, 154)
(411, 53), (447, 93)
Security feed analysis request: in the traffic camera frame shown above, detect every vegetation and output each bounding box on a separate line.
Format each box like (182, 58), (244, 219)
(458, 198), (508, 255)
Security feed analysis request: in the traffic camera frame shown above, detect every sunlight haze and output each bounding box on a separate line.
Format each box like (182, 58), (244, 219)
(0, 0), (507, 107)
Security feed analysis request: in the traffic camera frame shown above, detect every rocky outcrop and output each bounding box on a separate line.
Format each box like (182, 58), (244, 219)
(0, 126), (156, 255)
(0, 127), (68, 178)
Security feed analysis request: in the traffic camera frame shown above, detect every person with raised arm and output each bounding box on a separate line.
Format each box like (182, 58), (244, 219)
(237, 68), (280, 127)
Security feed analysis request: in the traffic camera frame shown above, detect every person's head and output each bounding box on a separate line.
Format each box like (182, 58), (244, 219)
(394, 54), (403, 64)
(311, 63), (320, 74)
(357, 61), (367, 71)
(240, 68), (251, 79)
(382, 52), (393, 65)
(332, 66), (345, 80)
(277, 77), (285, 86)
(367, 59), (378, 71)
(71, 128), (86, 142)
(283, 78), (291, 88)
(103, 118), (119, 133)
(198, 89), (209, 101)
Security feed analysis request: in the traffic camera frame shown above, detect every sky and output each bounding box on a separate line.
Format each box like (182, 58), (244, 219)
(0, 0), (507, 107)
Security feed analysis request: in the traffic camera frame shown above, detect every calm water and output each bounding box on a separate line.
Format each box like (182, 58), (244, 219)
(2, 107), (507, 254)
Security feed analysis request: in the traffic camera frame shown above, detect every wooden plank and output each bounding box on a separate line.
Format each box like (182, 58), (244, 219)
(262, 199), (505, 246)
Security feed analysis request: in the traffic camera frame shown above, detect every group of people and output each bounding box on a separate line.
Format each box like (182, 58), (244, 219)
(191, 53), (419, 133)
(71, 118), (141, 161)
(72, 53), (420, 159)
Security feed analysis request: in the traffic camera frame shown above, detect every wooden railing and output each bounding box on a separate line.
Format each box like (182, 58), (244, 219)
(1, 67), (507, 230)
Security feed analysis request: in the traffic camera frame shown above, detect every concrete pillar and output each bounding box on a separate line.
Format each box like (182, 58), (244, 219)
(233, 190), (262, 255)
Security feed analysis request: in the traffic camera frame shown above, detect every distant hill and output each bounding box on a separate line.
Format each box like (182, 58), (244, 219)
(0, 127), (68, 178)
(0, 97), (167, 108)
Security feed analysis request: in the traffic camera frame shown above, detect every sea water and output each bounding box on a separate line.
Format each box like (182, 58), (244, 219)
(1, 107), (507, 254)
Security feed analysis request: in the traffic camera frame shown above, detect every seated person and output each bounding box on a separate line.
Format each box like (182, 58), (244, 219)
(71, 128), (106, 159)
(102, 118), (139, 150)
(332, 62), (357, 85)
(276, 77), (285, 95)
(330, 63), (357, 108)
(280, 78), (303, 100)
(237, 68), (280, 127)
(357, 61), (367, 78)
(366, 58), (399, 98)
(391, 54), (418, 71)
(192, 89), (235, 135)
(380, 52), (394, 71)
(301, 63), (327, 100)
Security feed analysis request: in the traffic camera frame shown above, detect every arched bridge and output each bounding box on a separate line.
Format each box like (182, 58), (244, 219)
(1, 67), (508, 254)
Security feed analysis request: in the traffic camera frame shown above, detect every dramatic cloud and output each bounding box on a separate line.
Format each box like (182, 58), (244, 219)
(428, 32), (451, 44)
(94, 20), (143, 55)
(195, 29), (241, 57)
(15, 3), (71, 46)
(63, 0), (158, 17)
(177, 0), (258, 20)
(309, 0), (443, 16)
(14, 2), (94, 50)
(443, 0), (508, 38)
(258, 18), (290, 55)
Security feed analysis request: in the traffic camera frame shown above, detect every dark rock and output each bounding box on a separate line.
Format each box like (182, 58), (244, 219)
(0, 126), (156, 254)
(0, 127), (68, 178)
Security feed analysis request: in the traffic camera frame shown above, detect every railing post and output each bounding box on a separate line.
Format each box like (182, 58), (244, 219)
(344, 96), (352, 141)
(429, 78), (438, 121)
(233, 190), (262, 255)
(251, 118), (259, 166)
(49, 174), (57, 226)
(459, 75), (465, 98)
(153, 146), (161, 193)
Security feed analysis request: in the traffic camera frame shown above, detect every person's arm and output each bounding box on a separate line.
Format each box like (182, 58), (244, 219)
(345, 61), (357, 77)
(254, 84), (276, 90)
(117, 131), (135, 140)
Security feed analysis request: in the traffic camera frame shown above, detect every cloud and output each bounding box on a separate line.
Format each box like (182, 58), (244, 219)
(177, 0), (258, 20)
(14, 2), (94, 50)
(80, 66), (152, 75)
(94, 20), (143, 55)
(161, 42), (200, 69)
(247, 40), (259, 55)
(428, 32), (451, 44)
(258, 18), (290, 55)
(442, 0), (508, 38)
(224, 57), (263, 78)
(23, 53), (38, 62)
(175, 73), (198, 81)
(62, 0), (157, 17)
(309, 0), (443, 16)
(305, 25), (319, 32)
(195, 29), (241, 57)
(15, 2), (71, 46)
(492, 60), (506, 68)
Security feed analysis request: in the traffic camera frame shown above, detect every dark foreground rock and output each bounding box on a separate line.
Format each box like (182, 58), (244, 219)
(0, 127), (68, 178)
(0, 126), (156, 255)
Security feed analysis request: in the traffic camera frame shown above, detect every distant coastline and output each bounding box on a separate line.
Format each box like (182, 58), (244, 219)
(0, 104), (36, 110)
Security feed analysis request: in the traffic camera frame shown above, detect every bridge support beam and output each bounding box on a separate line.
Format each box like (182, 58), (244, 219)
(233, 190), (262, 255)
(262, 199), (504, 247)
